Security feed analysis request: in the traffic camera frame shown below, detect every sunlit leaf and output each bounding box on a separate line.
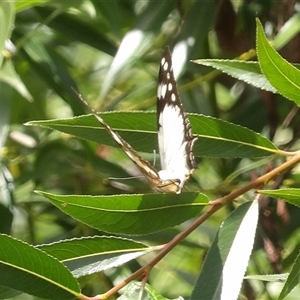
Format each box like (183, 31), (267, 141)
(192, 60), (277, 93)
(273, 13), (300, 50)
(39, 236), (152, 278)
(191, 201), (259, 300)
(256, 18), (300, 107)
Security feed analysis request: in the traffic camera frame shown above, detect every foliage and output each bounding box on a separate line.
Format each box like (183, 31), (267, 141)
(1, 1), (300, 300)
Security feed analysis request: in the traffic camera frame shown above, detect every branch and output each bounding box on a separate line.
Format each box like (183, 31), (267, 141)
(99, 152), (300, 299)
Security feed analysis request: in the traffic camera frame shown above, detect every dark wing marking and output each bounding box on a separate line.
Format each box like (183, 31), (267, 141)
(156, 47), (197, 188)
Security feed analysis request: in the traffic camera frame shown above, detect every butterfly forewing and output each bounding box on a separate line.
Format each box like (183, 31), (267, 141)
(157, 47), (197, 187)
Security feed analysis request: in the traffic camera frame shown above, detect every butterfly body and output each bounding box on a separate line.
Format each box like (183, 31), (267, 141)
(79, 47), (197, 193)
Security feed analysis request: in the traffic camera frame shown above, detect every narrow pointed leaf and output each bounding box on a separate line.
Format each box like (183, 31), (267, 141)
(279, 251), (300, 300)
(0, 2), (14, 67)
(38, 236), (151, 278)
(0, 60), (33, 102)
(16, 1), (50, 12)
(273, 13), (300, 50)
(26, 112), (157, 153)
(258, 188), (300, 207)
(0, 234), (80, 300)
(36, 191), (209, 235)
(256, 19), (300, 106)
(191, 201), (259, 300)
(189, 114), (277, 157)
(26, 112), (278, 158)
(220, 200), (259, 300)
(193, 60), (277, 93)
(245, 274), (288, 282)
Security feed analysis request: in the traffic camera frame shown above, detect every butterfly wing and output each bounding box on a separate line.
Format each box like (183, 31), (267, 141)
(76, 46), (196, 193)
(157, 47), (197, 188)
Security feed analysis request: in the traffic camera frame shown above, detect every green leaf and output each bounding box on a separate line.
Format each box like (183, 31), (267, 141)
(256, 18), (300, 107)
(245, 274), (288, 282)
(258, 188), (300, 207)
(273, 12), (300, 50)
(279, 251), (300, 300)
(0, 234), (80, 300)
(0, 2), (14, 67)
(36, 191), (209, 235)
(0, 285), (21, 300)
(38, 236), (151, 278)
(25, 112), (157, 153)
(15, 0), (51, 12)
(26, 112), (278, 158)
(192, 60), (277, 93)
(189, 114), (277, 157)
(0, 60), (33, 102)
(191, 201), (259, 300)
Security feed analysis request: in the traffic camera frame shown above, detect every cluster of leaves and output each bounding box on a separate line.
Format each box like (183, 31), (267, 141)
(2, 1), (300, 300)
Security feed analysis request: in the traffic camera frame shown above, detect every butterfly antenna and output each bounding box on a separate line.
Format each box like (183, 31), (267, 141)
(108, 176), (145, 180)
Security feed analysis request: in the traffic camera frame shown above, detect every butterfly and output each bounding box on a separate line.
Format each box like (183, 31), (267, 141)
(78, 46), (197, 193)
